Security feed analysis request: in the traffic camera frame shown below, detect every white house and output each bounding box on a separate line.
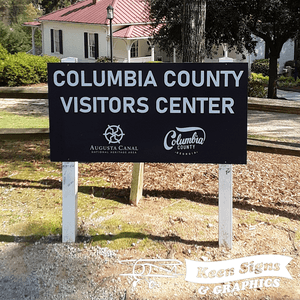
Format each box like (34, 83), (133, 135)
(33, 0), (167, 63)
(24, 0), (295, 70)
(247, 36), (295, 74)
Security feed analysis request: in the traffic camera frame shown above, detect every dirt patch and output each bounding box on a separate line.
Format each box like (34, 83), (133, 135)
(1, 150), (300, 299)
(75, 152), (300, 299)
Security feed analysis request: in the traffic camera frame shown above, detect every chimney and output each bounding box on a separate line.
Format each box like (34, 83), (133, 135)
(93, 0), (99, 4)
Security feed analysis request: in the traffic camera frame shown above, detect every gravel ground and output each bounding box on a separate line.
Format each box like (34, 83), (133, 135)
(0, 240), (124, 300)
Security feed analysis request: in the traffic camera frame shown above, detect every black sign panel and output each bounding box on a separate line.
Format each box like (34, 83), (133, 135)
(48, 63), (247, 164)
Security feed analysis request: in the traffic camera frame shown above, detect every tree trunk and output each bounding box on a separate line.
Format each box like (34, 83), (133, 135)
(182, 0), (206, 63)
(268, 54), (278, 99)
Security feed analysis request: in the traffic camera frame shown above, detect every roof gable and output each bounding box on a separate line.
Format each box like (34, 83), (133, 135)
(113, 24), (162, 39)
(39, 0), (149, 25)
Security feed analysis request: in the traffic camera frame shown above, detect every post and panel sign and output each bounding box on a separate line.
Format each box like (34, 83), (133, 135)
(48, 63), (248, 164)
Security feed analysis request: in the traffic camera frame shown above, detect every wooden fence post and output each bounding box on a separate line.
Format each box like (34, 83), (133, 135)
(130, 163), (144, 205)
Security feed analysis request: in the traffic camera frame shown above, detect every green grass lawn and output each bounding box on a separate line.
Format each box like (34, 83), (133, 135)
(0, 110), (49, 128)
(0, 139), (154, 249)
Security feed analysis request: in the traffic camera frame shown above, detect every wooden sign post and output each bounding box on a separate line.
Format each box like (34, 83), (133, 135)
(218, 164), (233, 248)
(62, 161), (78, 242)
(130, 163), (144, 206)
(61, 57), (78, 243)
(218, 54), (234, 248)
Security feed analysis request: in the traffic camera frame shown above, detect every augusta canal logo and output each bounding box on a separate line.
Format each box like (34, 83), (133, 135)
(90, 125), (138, 154)
(103, 125), (125, 144)
(164, 126), (206, 155)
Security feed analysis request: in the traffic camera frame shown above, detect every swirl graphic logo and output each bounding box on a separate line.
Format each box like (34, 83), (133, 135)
(103, 125), (125, 144)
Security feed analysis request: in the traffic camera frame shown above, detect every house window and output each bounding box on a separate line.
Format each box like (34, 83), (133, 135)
(54, 30), (60, 53)
(131, 41), (139, 58)
(51, 29), (63, 54)
(84, 32), (99, 59)
(88, 33), (95, 58)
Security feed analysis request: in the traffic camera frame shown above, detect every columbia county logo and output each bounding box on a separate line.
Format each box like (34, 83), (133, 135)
(164, 127), (206, 156)
(103, 125), (125, 144)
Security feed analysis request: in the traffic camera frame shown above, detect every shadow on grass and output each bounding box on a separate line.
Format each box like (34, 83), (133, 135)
(0, 137), (51, 163)
(0, 234), (59, 243)
(0, 232), (218, 249)
(1, 179), (299, 223)
(0, 177), (62, 189)
(91, 232), (218, 248)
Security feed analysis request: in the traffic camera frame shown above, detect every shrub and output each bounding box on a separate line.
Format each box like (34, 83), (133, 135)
(0, 44), (8, 76)
(0, 22), (32, 54)
(0, 53), (60, 86)
(32, 55), (60, 82)
(96, 56), (117, 63)
(277, 75), (300, 88)
(248, 73), (268, 98)
(251, 59), (270, 76)
(0, 43), (8, 60)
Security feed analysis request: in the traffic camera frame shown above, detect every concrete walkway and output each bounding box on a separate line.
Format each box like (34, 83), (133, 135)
(248, 89), (300, 142)
(277, 89), (300, 101)
(248, 111), (300, 142)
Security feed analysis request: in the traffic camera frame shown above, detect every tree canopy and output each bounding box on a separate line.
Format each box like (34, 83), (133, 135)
(147, 0), (300, 98)
(234, 0), (300, 98)
(147, 0), (206, 62)
(39, 0), (76, 14)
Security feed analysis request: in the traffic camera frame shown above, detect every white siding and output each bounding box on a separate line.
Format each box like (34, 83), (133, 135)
(248, 36), (294, 74)
(278, 39), (295, 73)
(42, 21), (107, 62)
(113, 38), (128, 61)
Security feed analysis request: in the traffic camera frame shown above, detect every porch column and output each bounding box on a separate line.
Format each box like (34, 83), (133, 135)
(31, 27), (37, 55)
(127, 47), (131, 63)
(151, 46), (155, 61)
(173, 47), (176, 63)
(125, 40), (135, 63)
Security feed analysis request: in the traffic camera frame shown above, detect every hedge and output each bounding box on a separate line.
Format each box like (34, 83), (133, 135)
(0, 43), (8, 60)
(248, 73), (268, 98)
(0, 52), (60, 87)
(251, 59), (270, 76)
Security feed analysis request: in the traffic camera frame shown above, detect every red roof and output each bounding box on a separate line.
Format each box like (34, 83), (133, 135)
(39, 0), (150, 25)
(113, 24), (162, 39)
(23, 21), (41, 26)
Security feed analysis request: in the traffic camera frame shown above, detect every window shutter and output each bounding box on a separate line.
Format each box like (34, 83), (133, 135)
(95, 33), (99, 59)
(50, 29), (54, 53)
(84, 32), (88, 58)
(59, 30), (63, 54)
